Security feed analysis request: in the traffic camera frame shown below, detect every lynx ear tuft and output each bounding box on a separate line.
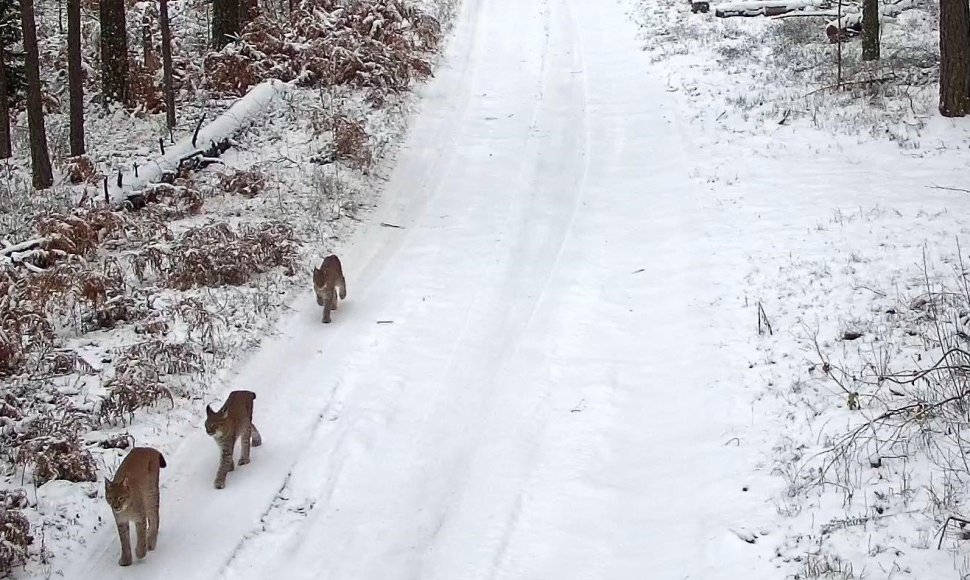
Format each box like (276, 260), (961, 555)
(206, 404), (215, 416)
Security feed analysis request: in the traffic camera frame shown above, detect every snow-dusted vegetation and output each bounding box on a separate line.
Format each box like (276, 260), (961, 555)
(635, 0), (970, 576)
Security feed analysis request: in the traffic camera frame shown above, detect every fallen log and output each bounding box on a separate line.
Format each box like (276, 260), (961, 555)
(771, 10), (842, 18)
(103, 79), (290, 207)
(715, 0), (820, 17)
(1, 238), (45, 257)
(1, 239), (48, 272)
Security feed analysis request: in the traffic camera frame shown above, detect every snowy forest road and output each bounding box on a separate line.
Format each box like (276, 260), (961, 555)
(64, 0), (775, 578)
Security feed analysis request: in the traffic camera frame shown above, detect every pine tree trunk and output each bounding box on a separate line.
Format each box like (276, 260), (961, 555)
(20, 0), (52, 188)
(160, 0), (175, 129)
(0, 40), (11, 159)
(211, 0), (239, 49)
(142, 10), (152, 67)
(100, 0), (128, 104)
(861, 0), (879, 61)
(240, 0), (256, 29)
(68, 0), (84, 155)
(940, 0), (970, 116)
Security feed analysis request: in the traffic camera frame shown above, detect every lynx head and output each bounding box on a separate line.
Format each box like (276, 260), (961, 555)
(312, 265), (326, 287)
(104, 477), (131, 513)
(205, 404), (229, 437)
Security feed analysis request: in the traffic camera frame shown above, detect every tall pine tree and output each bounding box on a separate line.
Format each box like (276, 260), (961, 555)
(20, 0), (52, 188)
(940, 0), (970, 116)
(100, 0), (128, 104)
(211, 0), (239, 50)
(67, 0), (84, 154)
(0, 0), (26, 158)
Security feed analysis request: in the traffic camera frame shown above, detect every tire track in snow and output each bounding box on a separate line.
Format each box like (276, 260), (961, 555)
(481, 0), (593, 576)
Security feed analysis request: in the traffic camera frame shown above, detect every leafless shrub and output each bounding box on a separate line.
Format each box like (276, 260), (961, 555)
(0, 269), (55, 377)
(333, 116), (373, 172)
(35, 209), (128, 259)
(100, 367), (175, 427)
(131, 244), (168, 283)
(0, 489), (32, 575)
(21, 264), (77, 311)
(64, 155), (98, 185)
(134, 311), (171, 337)
(16, 435), (98, 485)
(15, 407), (98, 486)
(117, 341), (203, 376)
(203, 0), (441, 98)
(219, 169), (267, 198)
(140, 183), (204, 219)
(164, 221), (298, 290)
(175, 297), (221, 350)
(34, 350), (96, 378)
(81, 294), (152, 333)
(806, 252), (970, 543)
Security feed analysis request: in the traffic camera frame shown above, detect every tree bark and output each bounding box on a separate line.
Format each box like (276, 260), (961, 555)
(861, 0), (878, 61)
(211, 0), (239, 49)
(19, 0), (52, 188)
(67, 0), (84, 155)
(142, 9), (152, 67)
(0, 40), (11, 159)
(940, 0), (970, 116)
(240, 0), (256, 29)
(160, 0), (175, 129)
(100, 0), (128, 104)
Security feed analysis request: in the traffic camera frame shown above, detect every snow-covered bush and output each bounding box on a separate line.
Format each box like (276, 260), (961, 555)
(203, 0), (442, 99)
(0, 490), (32, 574)
(161, 221), (298, 290)
(219, 169), (268, 198)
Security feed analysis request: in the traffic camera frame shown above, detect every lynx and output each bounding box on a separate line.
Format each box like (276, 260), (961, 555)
(205, 390), (262, 489)
(104, 447), (166, 567)
(313, 254), (347, 323)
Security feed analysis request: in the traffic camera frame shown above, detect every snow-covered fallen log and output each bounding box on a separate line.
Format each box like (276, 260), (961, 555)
(715, 0), (820, 17)
(105, 79), (290, 206)
(1, 238), (45, 257)
(1, 239), (47, 272)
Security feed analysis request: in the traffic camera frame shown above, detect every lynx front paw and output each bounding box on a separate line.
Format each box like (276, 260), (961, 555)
(119, 556), (132, 567)
(214, 480), (225, 490)
(238, 457), (250, 466)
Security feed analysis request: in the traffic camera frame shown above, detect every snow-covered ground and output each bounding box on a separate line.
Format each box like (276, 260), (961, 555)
(632, 0), (970, 578)
(11, 0), (970, 578)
